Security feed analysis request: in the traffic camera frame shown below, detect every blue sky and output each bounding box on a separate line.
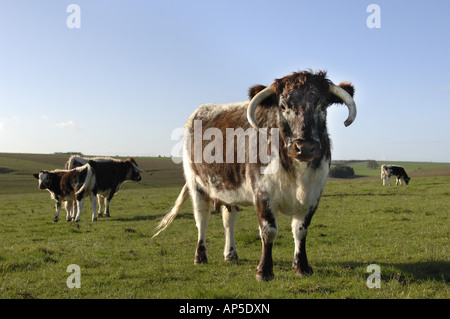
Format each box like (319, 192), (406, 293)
(1, 0), (449, 162)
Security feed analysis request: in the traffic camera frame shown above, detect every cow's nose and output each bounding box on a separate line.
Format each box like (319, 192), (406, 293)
(289, 140), (319, 162)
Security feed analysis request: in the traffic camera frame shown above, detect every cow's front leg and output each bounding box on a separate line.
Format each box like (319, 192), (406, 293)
(292, 207), (317, 276)
(54, 199), (61, 222)
(192, 189), (211, 264)
(255, 195), (277, 281)
(222, 205), (239, 262)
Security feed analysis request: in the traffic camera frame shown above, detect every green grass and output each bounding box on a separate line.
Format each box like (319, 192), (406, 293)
(0, 153), (449, 299)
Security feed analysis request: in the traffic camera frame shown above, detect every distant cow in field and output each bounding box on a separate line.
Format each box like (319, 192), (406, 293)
(33, 164), (97, 222)
(381, 164), (411, 186)
(65, 156), (143, 218)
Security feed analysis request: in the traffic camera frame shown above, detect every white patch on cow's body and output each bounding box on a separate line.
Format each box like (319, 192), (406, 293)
(185, 102), (248, 128)
(255, 158), (329, 218)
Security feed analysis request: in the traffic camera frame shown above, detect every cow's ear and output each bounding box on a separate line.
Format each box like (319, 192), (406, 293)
(33, 173), (39, 180)
(329, 82), (355, 105)
(248, 85), (266, 99)
(248, 85), (278, 107)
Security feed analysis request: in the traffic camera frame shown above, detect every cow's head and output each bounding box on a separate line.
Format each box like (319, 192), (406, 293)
(33, 171), (50, 189)
(247, 71), (356, 162)
(404, 176), (411, 185)
(126, 157), (143, 181)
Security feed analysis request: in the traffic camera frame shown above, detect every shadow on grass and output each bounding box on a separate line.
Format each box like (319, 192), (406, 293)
(387, 261), (449, 283)
(317, 260), (449, 283)
(322, 192), (397, 197)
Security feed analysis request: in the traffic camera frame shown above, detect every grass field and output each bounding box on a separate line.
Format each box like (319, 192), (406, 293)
(0, 153), (449, 299)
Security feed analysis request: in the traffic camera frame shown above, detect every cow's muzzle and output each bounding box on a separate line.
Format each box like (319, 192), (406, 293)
(288, 140), (320, 162)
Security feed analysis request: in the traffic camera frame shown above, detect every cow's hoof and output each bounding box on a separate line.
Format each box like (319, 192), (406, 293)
(194, 254), (208, 264)
(256, 271), (274, 282)
(54, 219), (59, 223)
(224, 251), (239, 263)
(294, 267), (314, 277)
(195, 242), (207, 264)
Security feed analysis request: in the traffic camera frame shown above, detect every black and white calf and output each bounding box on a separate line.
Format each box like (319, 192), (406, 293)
(381, 164), (411, 186)
(65, 156), (143, 218)
(33, 164), (97, 222)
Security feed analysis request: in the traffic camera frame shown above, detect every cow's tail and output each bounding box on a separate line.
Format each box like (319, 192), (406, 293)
(75, 164), (95, 196)
(65, 155), (77, 169)
(152, 183), (189, 238)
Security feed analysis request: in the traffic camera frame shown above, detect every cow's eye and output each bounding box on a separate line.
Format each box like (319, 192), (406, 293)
(280, 100), (289, 111)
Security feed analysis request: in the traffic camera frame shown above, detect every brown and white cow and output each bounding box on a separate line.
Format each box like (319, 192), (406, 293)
(65, 156), (143, 218)
(153, 70), (357, 281)
(33, 164), (97, 222)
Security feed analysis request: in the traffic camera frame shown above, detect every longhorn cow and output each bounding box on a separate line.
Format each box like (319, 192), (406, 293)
(153, 70), (357, 281)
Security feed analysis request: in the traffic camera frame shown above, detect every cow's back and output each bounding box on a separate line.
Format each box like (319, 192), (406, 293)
(88, 160), (128, 191)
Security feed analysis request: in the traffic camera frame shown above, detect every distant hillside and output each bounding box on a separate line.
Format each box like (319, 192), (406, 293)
(1, 153), (449, 194)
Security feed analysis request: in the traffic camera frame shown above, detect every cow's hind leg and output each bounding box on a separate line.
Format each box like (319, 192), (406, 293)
(74, 198), (84, 222)
(292, 206), (317, 276)
(192, 188), (211, 264)
(222, 205), (238, 262)
(65, 201), (78, 221)
(255, 194), (277, 281)
(97, 196), (105, 217)
(90, 193), (98, 221)
(105, 191), (115, 217)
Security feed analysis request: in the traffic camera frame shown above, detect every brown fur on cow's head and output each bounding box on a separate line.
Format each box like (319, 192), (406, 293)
(248, 71), (355, 108)
(125, 157), (143, 181)
(247, 70), (356, 164)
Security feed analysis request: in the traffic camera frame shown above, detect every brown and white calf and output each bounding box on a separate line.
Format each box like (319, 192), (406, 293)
(33, 164), (97, 222)
(153, 70), (357, 281)
(65, 156), (143, 218)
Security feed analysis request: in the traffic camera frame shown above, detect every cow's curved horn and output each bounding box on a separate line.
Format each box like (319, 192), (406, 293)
(247, 85), (276, 130)
(329, 83), (357, 127)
